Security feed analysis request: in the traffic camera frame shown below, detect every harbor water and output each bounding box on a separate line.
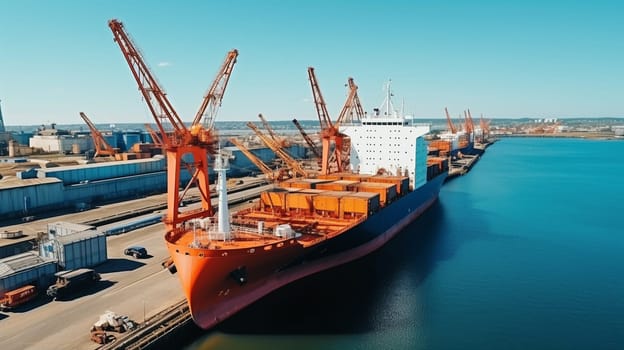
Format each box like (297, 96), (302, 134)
(185, 137), (624, 350)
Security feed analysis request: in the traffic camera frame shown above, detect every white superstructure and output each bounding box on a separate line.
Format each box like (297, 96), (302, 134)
(340, 81), (430, 190)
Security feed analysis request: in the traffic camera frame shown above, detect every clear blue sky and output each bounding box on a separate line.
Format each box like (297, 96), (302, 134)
(1, 0), (622, 125)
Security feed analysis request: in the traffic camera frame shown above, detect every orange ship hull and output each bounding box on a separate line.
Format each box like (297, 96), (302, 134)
(166, 170), (447, 329)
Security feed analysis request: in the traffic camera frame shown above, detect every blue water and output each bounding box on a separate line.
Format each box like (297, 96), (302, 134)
(187, 137), (624, 350)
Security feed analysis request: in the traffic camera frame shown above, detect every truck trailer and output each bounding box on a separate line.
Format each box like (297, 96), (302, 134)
(46, 269), (101, 299)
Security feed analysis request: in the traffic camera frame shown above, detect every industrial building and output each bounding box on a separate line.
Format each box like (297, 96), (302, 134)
(0, 144), (305, 221)
(39, 224), (107, 271)
(0, 252), (57, 295)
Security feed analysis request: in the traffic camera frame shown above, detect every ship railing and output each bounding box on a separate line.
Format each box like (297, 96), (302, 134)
(230, 224), (275, 237)
(187, 222), (235, 245)
(189, 223), (274, 245)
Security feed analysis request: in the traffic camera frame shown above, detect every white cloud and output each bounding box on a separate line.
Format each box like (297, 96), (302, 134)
(158, 62), (171, 67)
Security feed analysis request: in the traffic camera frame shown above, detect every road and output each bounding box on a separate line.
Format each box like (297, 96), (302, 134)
(0, 178), (270, 350)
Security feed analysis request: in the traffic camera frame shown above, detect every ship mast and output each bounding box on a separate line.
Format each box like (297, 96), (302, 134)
(214, 152), (231, 239)
(380, 79), (395, 117)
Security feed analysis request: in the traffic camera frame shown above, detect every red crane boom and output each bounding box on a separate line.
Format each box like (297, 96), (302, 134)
(335, 77), (365, 126)
(109, 19), (237, 236)
(445, 107), (457, 134)
(464, 110), (474, 134)
(307, 67), (333, 132)
(79, 112), (118, 157)
(192, 50), (238, 129)
(246, 120), (308, 178)
(108, 20), (189, 148)
(292, 118), (321, 158)
(229, 137), (288, 182)
(307, 67), (347, 175)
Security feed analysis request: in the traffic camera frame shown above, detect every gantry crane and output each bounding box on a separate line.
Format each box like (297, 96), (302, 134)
(229, 137), (288, 181)
(335, 77), (366, 125)
(464, 110), (474, 134)
(246, 120), (308, 178)
(444, 107), (457, 134)
(79, 112), (118, 157)
(307, 67), (350, 175)
(327, 76), (365, 169)
(108, 19), (237, 234)
(292, 118), (321, 158)
(479, 114), (490, 139)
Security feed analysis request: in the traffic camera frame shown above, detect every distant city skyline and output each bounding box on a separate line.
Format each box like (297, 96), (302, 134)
(1, 1), (622, 126)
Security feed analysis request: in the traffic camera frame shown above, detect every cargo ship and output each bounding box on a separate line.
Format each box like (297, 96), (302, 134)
(107, 19), (447, 330)
(164, 89), (448, 329)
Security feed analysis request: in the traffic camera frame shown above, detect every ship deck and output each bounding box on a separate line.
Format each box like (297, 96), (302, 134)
(168, 207), (366, 250)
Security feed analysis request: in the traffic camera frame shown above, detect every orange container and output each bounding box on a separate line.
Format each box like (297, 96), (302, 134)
(283, 179), (331, 189)
(260, 189), (289, 209)
(278, 179), (296, 188)
(341, 173), (373, 182)
(356, 182), (396, 206)
(312, 191), (352, 213)
(0, 285), (37, 310)
(340, 192), (380, 215)
(286, 190), (322, 211)
(367, 176), (409, 195)
(429, 140), (451, 153)
(316, 180), (359, 192)
(316, 173), (342, 181)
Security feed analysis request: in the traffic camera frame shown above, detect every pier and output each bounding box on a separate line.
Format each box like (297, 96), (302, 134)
(445, 140), (496, 181)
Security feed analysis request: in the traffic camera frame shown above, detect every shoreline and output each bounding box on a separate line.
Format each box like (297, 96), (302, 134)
(495, 132), (622, 140)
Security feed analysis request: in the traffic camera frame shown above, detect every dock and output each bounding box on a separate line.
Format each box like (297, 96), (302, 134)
(1, 142), (500, 350)
(447, 154), (480, 179)
(445, 140), (496, 181)
(0, 177), (269, 350)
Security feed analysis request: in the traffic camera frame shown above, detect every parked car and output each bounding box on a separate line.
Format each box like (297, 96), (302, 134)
(124, 246), (148, 259)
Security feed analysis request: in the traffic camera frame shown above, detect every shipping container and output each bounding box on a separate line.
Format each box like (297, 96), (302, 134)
(315, 173), (342, 181)
(341, 173), (373, 182)
(340, 192), (380, 217)
(0, 285), (37, 311)
(285, 192), (319, 211)
(316, 172), (373, 182)
(427, 157), (449, 171)
(367, 176), (409, 195)
(428, 140), (451, 153)
(260, 189), (290, 211)
(312, 191), (352, 216)
(356, 182), (397, 206)
(283, 179), (332, 190)
(315, 180), (359, 192)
